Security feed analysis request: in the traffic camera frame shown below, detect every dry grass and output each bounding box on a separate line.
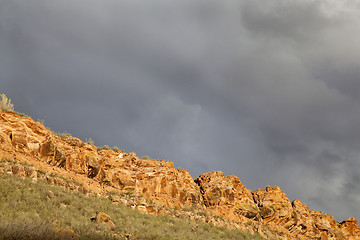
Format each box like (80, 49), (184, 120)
(0, 93), (14, 112)
(0, 173), (267, 240)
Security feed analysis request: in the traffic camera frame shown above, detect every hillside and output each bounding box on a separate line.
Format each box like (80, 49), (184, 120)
(0, 109), (360, 239)
(0, 170), (266, 240)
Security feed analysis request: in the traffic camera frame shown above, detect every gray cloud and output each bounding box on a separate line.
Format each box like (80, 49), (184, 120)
(1, 0), (360, 221)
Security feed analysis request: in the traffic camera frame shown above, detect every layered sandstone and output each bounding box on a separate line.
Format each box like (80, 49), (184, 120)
(1, 110), (359, 240)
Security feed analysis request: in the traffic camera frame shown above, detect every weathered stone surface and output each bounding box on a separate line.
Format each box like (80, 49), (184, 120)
(339, 218), (360, 240)
(40, 139), (55, 156)
(85, 155), (100, 178)
(10, 131), (28, 149)
(253, 186), (293, 224)
(288, 199), (343, 239)
(196, 171), (259, 221)
(90, 148), (203, 208)
(133, 167), (202, 208)
(289, 199), (314, 236)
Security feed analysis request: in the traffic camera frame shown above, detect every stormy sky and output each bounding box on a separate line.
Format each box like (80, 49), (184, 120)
(1, 0), (360, 221)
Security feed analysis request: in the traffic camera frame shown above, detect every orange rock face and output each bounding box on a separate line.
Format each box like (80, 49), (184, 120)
(95, 151), (203, 208)
(1, 109), (360, 240)
(339, 218), (360, 240)
(253, 186), (293, 225)
(196, 171), (258, 221)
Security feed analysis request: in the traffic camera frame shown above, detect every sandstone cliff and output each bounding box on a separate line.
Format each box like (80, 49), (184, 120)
(0, 110), (359, 240)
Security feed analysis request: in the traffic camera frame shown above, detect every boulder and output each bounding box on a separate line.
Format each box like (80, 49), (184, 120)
(90, 212), (116, 230)
(54, 227), (80, 240)
(40, 139), (55, 156)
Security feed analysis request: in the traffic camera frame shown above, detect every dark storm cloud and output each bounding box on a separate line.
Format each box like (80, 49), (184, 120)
(2, 0), (360, 220)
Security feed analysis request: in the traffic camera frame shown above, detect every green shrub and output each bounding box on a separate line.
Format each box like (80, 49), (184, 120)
(14, 111), (30, 118)
(97, 145), (111, 151)
(86, 138), (95, 145)
(54, 132), (71, 138)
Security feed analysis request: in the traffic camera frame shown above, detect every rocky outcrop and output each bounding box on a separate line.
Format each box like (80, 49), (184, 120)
(0, 111), (202, 208)
(339, 218), (360, 240)
(1, 110), (359, 240)
(253, 186), (293, 225)
(196, 171), (259, 221)
(94, 149), (203, 208)
(251, 187), (344, 239)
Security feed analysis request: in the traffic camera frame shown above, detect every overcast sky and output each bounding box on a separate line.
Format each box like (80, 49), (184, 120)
(1, 0), (360, 221)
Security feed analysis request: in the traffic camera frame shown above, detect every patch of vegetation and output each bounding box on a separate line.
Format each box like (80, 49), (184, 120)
(0, 93), (14, 112)
(0, 221), (59, 240)
(97, 145), (111, 151)
(14, 111), (31, 118)
(85, 138), (95, 145)
(49, 172), (58, 178)
(37, 169), (47, 176)
(142, 155), (151, 160)
(0, 93), (31, 118)
(54, 132), (72, 138)
(0, 157), (16, 165)
(112, 146), (120, 152)
(0, 173), (266, 240)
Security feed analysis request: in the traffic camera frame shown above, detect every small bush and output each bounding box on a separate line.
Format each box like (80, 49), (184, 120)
(97, 145), (110, 151)
(37, 169), (46, 176)
(142, 156), (151, 160)
(86, 138), (95, 145)
(54, 132), (71, 138)
(0, 93), (14, 112)
(0, 157), (16, 164)
(14, 111), (30, 118)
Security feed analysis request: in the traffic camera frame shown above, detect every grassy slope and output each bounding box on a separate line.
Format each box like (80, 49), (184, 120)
(0, 173), (266, 240)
